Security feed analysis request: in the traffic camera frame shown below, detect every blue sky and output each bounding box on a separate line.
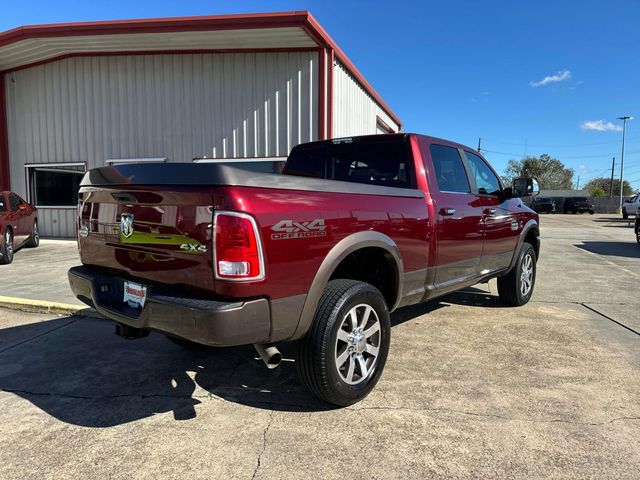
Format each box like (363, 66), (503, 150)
(2, 0), (639, 189)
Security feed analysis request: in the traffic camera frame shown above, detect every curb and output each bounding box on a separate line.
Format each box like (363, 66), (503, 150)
(0, 295), (98, 317)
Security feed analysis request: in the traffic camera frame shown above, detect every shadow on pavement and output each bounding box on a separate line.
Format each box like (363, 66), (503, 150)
(0, 288), (506, 427)
(591, 217), (635, 228)
(576, 241), (640, 259)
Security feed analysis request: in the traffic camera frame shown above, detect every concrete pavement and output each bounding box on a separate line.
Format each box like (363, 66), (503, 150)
(1, 239), (81, 306)
(0, 214), (639, 479)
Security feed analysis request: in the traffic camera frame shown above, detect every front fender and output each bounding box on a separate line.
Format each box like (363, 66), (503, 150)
(508, 219), (540, 271)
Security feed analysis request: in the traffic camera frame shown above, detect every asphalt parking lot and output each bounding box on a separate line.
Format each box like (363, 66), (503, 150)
(1, 214), (639, 479)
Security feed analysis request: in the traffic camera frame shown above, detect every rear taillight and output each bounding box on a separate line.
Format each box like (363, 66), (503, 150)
(214, 211), (265, 281)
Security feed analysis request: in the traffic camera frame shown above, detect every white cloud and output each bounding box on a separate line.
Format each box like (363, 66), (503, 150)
(580, 120), (623, 132)
(530, 70), (572, 87)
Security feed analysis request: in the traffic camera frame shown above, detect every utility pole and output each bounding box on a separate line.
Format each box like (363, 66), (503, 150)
(618, 116), (633, 209)
(477, 137), (482, 153)
(576, 176), (580, 190)
(610, 157), (615, 197)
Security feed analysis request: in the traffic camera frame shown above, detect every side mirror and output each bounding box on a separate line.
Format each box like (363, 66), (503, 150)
(512, 177), (540, 197)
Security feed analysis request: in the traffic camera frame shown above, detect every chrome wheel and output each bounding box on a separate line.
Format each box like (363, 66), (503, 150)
(4, 231), (13, 262)
(520, 252), (533, 297)
(335, 303), (381, 385)
(33, 223), (39, 243)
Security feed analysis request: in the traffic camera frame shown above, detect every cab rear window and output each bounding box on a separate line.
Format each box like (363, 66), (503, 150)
(284, 136), (415, 189)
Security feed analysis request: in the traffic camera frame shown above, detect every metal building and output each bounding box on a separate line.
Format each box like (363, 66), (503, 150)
(0, 11), (401, 237)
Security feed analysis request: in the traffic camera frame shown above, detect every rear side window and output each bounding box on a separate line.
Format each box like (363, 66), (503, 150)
(429, 144), (470, 193)
(9, 193), (20, 212)
(464, 151), (502, 196)
(284, 137), (414, 189)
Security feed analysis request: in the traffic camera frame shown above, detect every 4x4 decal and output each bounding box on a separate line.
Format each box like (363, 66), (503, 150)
(271, 219), (327, 240)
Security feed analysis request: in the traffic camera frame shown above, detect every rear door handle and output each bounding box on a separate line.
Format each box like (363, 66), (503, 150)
(440, 208), (456, 216)
(483, 208), (497, 216)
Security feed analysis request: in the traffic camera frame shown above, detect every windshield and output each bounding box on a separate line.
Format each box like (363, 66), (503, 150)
(284, 135), (414, 189)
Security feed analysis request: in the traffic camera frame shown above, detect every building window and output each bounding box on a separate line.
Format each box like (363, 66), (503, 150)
(26, 164), (86, 207)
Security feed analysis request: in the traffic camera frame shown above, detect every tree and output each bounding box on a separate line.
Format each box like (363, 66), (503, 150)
(591, 187), (606, 197)
(502, 154), (574, 190)
(584, 177), (633, 197)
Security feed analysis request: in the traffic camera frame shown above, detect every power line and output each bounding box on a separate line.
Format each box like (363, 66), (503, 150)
(481, 134), (640, 149)
(482, 148), (640, 160)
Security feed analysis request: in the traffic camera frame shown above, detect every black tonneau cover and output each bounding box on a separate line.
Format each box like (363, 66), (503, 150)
(81, 163), (424, 198)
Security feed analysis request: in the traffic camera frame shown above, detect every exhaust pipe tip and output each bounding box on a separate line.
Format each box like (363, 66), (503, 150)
(254, 344), (282, 369)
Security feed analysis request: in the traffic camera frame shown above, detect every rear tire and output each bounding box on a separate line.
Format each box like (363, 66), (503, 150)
(0, 229), (14, 265)
(297, 279), (390, 406)
(623, 208), (628, 219)
(497, 242), (537, 306)
(0, 230), (14, 265)
(25, 221), (39, 248)
(636, 222), (640, 245)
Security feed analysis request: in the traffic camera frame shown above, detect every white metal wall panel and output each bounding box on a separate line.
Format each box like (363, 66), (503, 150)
(332, 60), (399, 138)
(4, 52), (318, 237)
(35, 208), (77, 239)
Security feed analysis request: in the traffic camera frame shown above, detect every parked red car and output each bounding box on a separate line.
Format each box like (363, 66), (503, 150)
(0, 191), (39, 264)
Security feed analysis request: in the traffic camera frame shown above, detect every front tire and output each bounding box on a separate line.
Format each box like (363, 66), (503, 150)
(623, 208), (628, 219)
(297, 279), (390, 406)
(0, 229), (14, 265)
(25, 221), (39, 248)
(497, 242), (537, 306)
(636, 222), (640, 245)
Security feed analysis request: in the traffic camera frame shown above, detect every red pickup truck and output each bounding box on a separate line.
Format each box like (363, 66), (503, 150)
(68, 133), (540, 406)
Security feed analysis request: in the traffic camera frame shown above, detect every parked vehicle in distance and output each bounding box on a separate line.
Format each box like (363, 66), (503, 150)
(531, 197), (556, 214)
(563, 197), (594, 215)
(622, 195), (640, 219)
(0, 191), (39, 265)
(68, 133), (541, 406)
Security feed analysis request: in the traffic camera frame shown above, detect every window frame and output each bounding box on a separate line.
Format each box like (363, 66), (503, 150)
(24, 162), (87, 209)
(461, 150), (504, 197)
(106, 157), (167, 166)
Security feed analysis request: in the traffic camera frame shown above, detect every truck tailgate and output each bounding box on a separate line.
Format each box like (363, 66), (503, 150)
(78, 186), (216, 295)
